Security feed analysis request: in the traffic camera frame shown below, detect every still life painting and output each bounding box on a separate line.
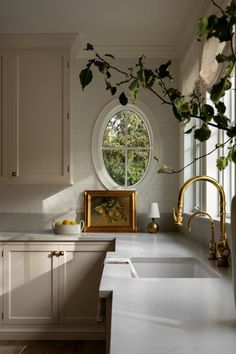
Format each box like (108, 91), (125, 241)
(84, 190), (137, 232)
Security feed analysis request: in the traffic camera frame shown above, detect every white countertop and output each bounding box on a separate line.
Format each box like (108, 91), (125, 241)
(0, 231), (116, 242)
(99, 232), (236, 354)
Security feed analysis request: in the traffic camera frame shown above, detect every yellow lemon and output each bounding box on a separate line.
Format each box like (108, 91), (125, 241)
(70, 220), (77, 225)
(55, 221), (62, 225)
(63, 219), (70, 225)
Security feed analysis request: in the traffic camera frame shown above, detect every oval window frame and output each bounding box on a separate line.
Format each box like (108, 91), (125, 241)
(92, 99), (158, 190)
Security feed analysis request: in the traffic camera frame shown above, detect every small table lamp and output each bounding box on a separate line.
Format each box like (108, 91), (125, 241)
(147, 202), (160, 233)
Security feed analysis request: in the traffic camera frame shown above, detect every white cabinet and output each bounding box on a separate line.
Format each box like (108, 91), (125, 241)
(0, 35), (73, 184)
(0, 52), (7, 181)
(8, 49), (70, 183)
(3, 243), (59, 324)
(58, 243), (110, 324)
(3, 240), (115, 326)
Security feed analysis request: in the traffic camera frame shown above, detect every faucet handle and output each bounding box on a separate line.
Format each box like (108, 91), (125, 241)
(173, 207), (183, 225)
(173, 207), (178, 223)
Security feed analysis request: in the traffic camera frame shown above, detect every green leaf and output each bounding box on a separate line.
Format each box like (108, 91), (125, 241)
(185, 126), (196, 134)
(210, 77), (232, 103)
(106, 71), (111, 79)
(201, 104), (214, 122)
(228, 144), (236, 163)
(105, 80), (111, 90)
(157, 165), (172, 174)
(119, 92), (128, 106)
(104, 53), (115, 59)
(213, 114), (229, 128)
(174, 97), (190, 118)
(168, 88), (181, 101)
(110, 86), (117, 95)
(85, 43), (94, 51)
(191, 103), (199, 116)
(172, 105), (183, 121)
(215, 143), (222, 148)
(128, 80), (139, 100)
(197, 17), (208, 38)
(227, 125), (236, 138)
(79, 68), (93, 90)
(216, 101), (226, 114)
(157, 61), (171, 79)
(216, 156), (228, 170)
(137, 69), (145, 86)
(144, 69), (155, 88)
(194, 124), (211, 142)
(95, 61), (106, 73)
(216, 54), (227, 63)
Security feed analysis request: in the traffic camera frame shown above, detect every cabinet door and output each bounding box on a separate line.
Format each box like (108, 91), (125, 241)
(8, 49), (70, 183)
(0, 52), (7, 180)
(0, 245), (3, 325)
(3, 243), (59, 324)
(58, 241), (115, 325)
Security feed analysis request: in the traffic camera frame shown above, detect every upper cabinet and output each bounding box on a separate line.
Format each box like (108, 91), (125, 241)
(0, 52), (7, 181)
(0, 34), (75, 184)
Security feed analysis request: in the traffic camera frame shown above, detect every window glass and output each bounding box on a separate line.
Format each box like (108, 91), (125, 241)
(184, 75), (235, 218)
(102, 110), (150, 187)
(92, 100), (156, 190)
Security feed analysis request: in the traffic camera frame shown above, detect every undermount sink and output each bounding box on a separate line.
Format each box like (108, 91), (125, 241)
(130, 257), (221, 278)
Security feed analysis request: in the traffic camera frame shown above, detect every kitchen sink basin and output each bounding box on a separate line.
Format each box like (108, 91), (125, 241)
(130, 257), (221, 278)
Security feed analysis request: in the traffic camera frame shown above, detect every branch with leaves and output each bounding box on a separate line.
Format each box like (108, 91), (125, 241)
(79, 0), (236, 172)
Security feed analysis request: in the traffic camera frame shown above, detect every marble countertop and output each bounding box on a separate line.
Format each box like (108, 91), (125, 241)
(0, 231), (116, 242)
(99, 232), (236, 354)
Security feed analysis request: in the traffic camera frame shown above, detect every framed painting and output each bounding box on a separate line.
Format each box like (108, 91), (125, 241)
(84, 190), (137, 232)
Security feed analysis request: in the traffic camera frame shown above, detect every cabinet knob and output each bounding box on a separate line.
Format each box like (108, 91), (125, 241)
(12, 171), (17, 177)
(52, 251), (59, 256)
(52, 251), (64, 257)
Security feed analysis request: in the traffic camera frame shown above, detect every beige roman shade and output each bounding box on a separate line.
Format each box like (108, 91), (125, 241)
(199, 0), (231, 90)
(199, 37), (230, 89)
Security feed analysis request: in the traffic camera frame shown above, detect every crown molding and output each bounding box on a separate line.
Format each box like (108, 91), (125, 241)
(77, 45), (176, 59)
(0, 33), (77, 48)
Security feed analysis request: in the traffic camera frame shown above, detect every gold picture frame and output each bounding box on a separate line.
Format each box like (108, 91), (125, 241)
(84, 190), (137, 232)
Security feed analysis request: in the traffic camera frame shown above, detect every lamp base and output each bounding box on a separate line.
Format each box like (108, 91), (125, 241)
(147, 219), (159, 233)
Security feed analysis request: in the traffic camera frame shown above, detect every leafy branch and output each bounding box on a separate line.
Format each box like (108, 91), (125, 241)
(155, 137), (234, 174)
(79, 0), (236, 172)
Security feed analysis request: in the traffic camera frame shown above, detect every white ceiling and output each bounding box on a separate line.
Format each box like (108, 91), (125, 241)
(0, 0), (207, 54)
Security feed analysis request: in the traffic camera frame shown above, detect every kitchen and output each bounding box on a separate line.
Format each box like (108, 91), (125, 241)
(0, 0), (236, 353)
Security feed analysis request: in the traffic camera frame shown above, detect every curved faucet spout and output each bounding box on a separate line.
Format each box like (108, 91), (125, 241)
(173, 175), (230, 267)
(188, 210), (217, 260)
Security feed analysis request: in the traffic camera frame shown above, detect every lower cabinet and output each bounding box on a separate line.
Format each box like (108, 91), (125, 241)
(2, 240), (115, 327)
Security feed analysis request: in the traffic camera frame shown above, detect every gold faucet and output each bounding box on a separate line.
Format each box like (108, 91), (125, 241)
(173, 175), (230, 267)
(188, 210), (217, 260)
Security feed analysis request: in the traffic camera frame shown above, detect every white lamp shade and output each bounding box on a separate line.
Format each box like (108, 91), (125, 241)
(147, 202), (160, 218)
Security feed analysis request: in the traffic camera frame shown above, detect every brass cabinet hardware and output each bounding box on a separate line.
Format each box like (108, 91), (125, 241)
(52, 251), (64, 257)
(52, 251), (59, 256)
(12, 171), (17, 177)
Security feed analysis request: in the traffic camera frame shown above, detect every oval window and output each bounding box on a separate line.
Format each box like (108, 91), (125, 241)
(102, 110), (150, 187)
(92, 100), (156, 190)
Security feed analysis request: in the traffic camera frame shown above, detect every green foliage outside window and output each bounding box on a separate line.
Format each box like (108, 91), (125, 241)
(102, 110), (150, 186)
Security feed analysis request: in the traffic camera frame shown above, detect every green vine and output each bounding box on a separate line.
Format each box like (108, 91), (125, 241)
(79, 0), (236, 172)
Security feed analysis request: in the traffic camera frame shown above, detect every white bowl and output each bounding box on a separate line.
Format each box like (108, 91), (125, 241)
(53, 224), (82, 235)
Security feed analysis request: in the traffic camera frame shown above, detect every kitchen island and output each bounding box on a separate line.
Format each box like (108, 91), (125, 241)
(99, 232), (236, 354)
